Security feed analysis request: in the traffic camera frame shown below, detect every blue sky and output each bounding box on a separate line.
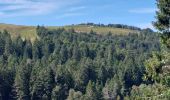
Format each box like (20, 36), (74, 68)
(0, 0), (156, 29)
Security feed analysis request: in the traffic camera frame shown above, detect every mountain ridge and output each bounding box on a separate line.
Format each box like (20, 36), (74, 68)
(0, 23), (144, 42)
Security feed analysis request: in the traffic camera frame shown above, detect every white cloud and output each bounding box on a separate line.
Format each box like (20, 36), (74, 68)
(137, 23), (154, 29)
(55, 6), (86, 19)
(0, 0), (81, 17)
(0, 0), (26, 4)
(56, 12), (85, 19)
(129, 8), (156, 14)
(67, 6), (86, 12)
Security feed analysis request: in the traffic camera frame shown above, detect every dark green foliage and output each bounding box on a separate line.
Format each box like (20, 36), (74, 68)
(153, 0), (170, 48)
(0, 26), (160, 100)
(141, 0), (170, 99)
(103, 76), (124, 100)
(128, 84), (170, 99)
(0, 68), (15, 100)
(23, 40), (33, 59)
(84, 80), (97, 99)
(32, 39), (43, 59)
(66, 89), (83, 100)
(31, 67), (55, 100)
(14, 63), (32, 100)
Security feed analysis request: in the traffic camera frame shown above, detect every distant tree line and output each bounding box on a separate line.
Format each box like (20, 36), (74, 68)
(78, 23), (142, 31)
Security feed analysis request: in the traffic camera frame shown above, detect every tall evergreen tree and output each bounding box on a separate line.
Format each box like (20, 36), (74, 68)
(23, 40), (33, 59)
(154, 0), (170, 48)
(145, 0), (170, 83)
(14, 63), (32, 100)
(31, 67), (55, 100)
(84, 80), (97, 100)
(143, 0), (170, 99)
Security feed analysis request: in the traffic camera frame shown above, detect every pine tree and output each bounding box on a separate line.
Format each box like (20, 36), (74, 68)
(0, 68), (15, 100)
(98, 65), (107, 84)
(13, 36), (24, 57)
(102, 76), (124, 100)
(4, 30), (13, 56)
(36, 26), (48, 37)
(0, 32), (5, 55)
(51, 85), (62, 100)
(145, 0), (170, 83)
(14, 63), (32, 100)
(154, 0), (170, 48)
(59, 45), (68, 64)
(67, 89), (82, 100)
(31, 67), (55, 100)
(72, 44), (81, 61)
(84, 80), (97, 100)
(144, 0), (170, 98)
(23, 40), (32, 59)
(32, 39), (43, 59)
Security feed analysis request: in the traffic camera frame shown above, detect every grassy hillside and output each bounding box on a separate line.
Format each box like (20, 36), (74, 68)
(0, 23), (140, 42)
(0, 23), (37, 42)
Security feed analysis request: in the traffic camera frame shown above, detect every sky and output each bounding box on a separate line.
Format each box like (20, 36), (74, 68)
(0, 0), (156, 29)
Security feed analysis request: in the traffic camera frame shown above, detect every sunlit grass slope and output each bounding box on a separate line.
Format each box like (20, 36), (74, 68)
(0, 23), (37, 42)
(0, 23), (140, 42)
(62, 25), (139, 35)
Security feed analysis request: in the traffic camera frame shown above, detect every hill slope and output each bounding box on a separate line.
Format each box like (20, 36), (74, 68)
(0, 23), (140, 42)
(0, 23), (37, 42)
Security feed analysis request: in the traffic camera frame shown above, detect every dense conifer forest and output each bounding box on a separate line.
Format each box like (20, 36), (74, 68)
(0, 26), (161, 99)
